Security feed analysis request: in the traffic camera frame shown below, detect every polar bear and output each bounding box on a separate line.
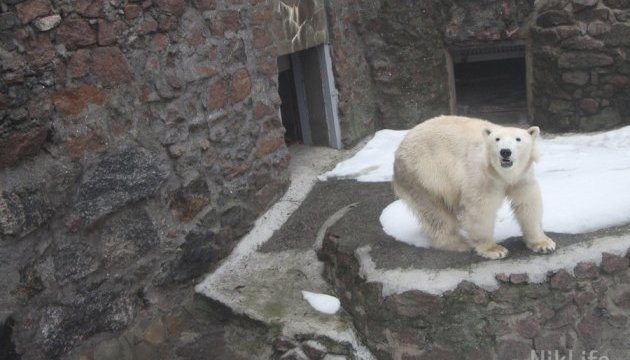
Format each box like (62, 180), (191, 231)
(392, 115), (556, 259)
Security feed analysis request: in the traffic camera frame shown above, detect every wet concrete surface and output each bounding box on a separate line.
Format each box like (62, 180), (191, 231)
(259, 180), (392, 253)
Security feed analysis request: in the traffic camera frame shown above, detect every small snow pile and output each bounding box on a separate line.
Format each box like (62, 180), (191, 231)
(302, 291), (341, 315)
(319, 130), (406, 182)
(324, 125), (630, 244)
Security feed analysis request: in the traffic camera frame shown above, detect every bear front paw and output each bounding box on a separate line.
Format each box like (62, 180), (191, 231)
(527, 236), (556, 254)
(475, 244), (509, 260)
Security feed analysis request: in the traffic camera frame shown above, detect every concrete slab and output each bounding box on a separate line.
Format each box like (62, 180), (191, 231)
(260, 180), (391, 253)
(254, 172), (630, 297)
(261, 177), (630, 273)
(195, 249), (373, 356)
(306, 180), (630, 296)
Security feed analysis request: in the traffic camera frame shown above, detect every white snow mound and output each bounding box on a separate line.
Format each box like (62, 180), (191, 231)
(302, 291), (341, 315)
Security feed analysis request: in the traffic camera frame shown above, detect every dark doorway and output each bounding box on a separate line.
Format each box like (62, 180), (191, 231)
(278, 57), (303, 145)
(450, 44), (528, 124)
(276, 45), (342, 149)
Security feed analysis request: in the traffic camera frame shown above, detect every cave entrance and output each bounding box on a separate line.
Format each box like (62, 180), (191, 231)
(447, 42), (531, 124)
(277, 44), (342, 149)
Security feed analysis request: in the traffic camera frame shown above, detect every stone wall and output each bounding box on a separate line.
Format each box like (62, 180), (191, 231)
(530, 0), (630, 131)
(3, 0), (630, 358)
(351, 0), (452, 130)
(0, 0), (289, 358)
(443, 0), (535, 46)
(324, 0), (379, 146)
(271, 0), (328, 56)
(331, 0), (630, 132)
(320, 235), (630, 360)
(328, 0), (536, 131)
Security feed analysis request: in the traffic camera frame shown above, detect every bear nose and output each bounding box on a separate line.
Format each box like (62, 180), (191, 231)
(500, 149), (511, 158)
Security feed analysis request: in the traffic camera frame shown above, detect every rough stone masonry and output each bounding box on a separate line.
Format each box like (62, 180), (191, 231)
(1, 0), (290, 358)
(2, 0), (630, 358)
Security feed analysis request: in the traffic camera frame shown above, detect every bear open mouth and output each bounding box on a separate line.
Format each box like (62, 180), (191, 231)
(500, 159), (513, 168)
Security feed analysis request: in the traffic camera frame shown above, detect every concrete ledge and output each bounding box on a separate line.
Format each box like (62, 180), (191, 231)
(318, 184), (630, 359)
(195, 149), (377, 360)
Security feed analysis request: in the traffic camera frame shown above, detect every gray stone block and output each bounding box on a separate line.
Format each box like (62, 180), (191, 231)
(74, 148), (166, 226)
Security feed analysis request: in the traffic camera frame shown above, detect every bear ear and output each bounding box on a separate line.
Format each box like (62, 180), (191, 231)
(483, 128), (492, 137)
(528, 126), (540, 138)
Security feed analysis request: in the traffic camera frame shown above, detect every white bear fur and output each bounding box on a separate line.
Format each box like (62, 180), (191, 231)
(392, 115), (556, 259)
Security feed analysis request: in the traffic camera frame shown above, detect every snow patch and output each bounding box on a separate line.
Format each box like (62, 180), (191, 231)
(379, 200), (520, 247)
(319, 130), (406, 182)
(302, 291), (341, 315)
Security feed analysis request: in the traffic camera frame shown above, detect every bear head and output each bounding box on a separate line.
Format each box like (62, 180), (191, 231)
(483, 125), (540, 181)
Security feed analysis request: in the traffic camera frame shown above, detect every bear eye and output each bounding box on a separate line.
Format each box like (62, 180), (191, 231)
(495, 137), (500, 142)
(516, 137), (521, 142)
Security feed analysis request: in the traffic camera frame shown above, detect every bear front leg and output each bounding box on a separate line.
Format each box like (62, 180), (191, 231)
(508, 180), (556, 254)
(461, 196), (508, 260)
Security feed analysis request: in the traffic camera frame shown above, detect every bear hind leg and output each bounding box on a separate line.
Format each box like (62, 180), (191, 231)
(420, 204), (471, 252)
(395, 185), (470, 252)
